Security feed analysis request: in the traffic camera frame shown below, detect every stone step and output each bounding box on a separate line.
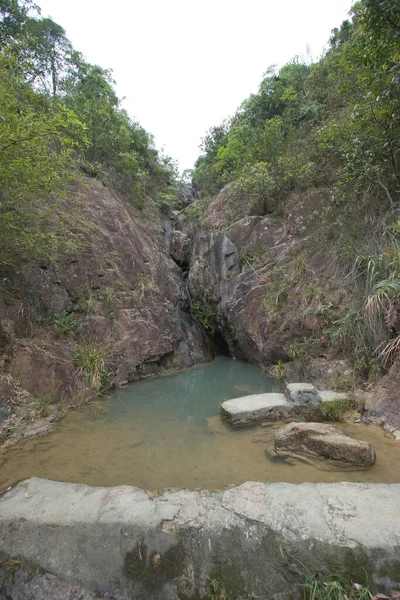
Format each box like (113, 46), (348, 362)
(220, 393), (290, 427)
(319, 390), (349, 403)
(220, 384), (351, 428)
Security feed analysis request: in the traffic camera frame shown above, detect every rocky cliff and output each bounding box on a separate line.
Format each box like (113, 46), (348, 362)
(172, 183), (400, 433)
(0, 178), (212, 444)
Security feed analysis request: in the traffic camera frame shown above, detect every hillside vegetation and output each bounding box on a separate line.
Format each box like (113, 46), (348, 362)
(191, 0), (400, 375)
(0, 0), (180, 267)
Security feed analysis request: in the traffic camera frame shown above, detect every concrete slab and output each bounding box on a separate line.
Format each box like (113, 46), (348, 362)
(0, 478), (400, 599)
(221, 392), (289, 426)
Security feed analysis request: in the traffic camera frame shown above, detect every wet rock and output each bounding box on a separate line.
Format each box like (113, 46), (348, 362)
(363, 358), (400, 431)
(285, 382), (320, 406)
(0, 403), (10, 423)
(275, 422), (376, 466)
(22, 420), (55, 440)
(221, 393), (290, 426)
(175, 182), (193, 208)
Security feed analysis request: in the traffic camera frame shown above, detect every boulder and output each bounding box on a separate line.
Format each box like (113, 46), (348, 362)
(221, 393), (289, 427)
(169, 230), (191, 265)
(285, 382), (320, 406)
(275, 422), (376, 466)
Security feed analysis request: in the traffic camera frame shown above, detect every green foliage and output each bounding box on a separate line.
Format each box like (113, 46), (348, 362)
(191, 299), (215, 332)
(0, 0), (178, 267)
(71, 342), (106, 390)
(288, 336), (317, 370)
(192, 0), (400, 367)
(52, 311), (76, 334)
(194, 4), (399, 210)
(0, 53), (87, 265)
(268, 360), (285, 380)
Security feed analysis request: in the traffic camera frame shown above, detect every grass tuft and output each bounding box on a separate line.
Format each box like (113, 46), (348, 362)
(303, 570), (371, 599)
(71, 342), (107, 390)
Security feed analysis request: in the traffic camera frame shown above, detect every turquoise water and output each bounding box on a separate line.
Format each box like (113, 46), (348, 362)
(1, 357), (400, 490)
(108, 355), (280, 427)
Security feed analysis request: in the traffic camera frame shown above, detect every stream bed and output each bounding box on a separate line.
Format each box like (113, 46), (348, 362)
(1, 356), (400, 491)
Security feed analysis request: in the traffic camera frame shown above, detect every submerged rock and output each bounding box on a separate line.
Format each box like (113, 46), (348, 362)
(275, 422), (376, 466)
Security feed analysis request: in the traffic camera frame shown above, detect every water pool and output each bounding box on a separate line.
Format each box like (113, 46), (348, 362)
(1, 356), (399, 490)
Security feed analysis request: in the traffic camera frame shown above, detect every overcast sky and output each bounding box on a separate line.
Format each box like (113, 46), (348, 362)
(37, 0), (353, 172)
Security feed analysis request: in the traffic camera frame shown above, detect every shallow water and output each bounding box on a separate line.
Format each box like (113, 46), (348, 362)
(1, 356), (399, 491)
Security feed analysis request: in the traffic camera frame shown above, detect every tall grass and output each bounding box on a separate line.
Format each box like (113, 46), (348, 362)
(71, 342), (106, 390)
(330, 232), (400, 368)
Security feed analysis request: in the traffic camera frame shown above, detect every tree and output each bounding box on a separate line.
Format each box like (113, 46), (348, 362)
(24, 17), (73, 96)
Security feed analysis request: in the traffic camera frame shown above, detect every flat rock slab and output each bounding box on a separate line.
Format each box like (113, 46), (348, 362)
(275, 422), (376, 466)
(1, 478), (400, 599)
(319, 390), (349, 403)
(221, 393), (289, 426)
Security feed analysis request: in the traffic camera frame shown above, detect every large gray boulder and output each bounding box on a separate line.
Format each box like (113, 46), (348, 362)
(275, 422), (376, 466)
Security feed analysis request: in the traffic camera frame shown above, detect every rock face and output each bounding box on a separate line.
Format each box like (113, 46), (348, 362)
(0, 178), (212, 444)
(169, 230), (191, 266)
(275, 422), (376, 466)
(0, 478), (399, 599)
(183, 185), (347, 366)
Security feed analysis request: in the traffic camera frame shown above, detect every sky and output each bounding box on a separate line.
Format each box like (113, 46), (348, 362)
(37, 0), (353, 172)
